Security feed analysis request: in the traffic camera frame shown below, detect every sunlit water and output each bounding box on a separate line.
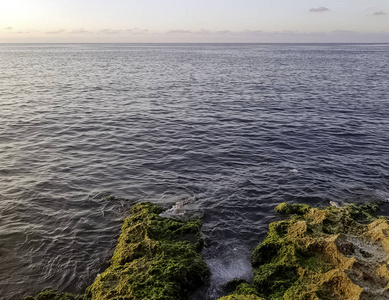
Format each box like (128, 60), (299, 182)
(0, 43), (389, 299)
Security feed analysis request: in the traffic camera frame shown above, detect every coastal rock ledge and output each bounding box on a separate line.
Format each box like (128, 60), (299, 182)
(26, 202), (389, 300)
(25, 202), (210, 300)
(239, 202), (389, 300)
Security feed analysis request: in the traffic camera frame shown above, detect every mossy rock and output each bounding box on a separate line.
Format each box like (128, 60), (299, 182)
(218, 295), (263, 300)
(23, 289), (81, 300)
(274, 203), (311, 216)
(218, 281), (263, 300)
(24, 201), (389, 300)
(84, 202), (210, 300)
(249, 202), (389, 300)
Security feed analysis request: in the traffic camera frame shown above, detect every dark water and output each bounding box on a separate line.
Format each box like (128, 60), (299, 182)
(0, 43), (389, 299)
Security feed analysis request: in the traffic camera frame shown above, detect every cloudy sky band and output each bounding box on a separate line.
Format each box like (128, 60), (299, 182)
(1, 0), (388, 42)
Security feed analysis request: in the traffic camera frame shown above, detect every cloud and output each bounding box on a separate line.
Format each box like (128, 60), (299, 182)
(168, 29), (192, 34)
(44, 28), (150, 35)
(161, 29), (389, 43)
(70, 28), (92, 34)
(309, 7), (330, 13)
(167, 29), (220, 35)
(46, 29), (66, 34)
(195, 29), (211, 34)
(6, 27), (389, 43)
(5, 27), (12, 30)
(126, 28), (149, 34)
(98, 29), (122, 35)
(373, 11), (386, 16)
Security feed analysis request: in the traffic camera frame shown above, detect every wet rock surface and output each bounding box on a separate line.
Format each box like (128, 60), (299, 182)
(23, 289), (82, 300)
(25, 201), (389, 300)
(227, 202), (389, 300)
(26, 202), (210, 300)
(84, 202), (210, 299)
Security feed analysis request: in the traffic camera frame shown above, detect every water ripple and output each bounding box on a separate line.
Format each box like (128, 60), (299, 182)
(0, 44), (388, 299)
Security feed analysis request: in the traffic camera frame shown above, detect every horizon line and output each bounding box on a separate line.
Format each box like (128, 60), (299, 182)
(1, 42), (389, 44)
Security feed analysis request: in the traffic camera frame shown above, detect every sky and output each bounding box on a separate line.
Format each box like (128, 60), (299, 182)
(1, 0), (389, 43)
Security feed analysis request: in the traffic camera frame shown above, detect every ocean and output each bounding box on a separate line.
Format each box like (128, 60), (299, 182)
(0, 43), (388, 299)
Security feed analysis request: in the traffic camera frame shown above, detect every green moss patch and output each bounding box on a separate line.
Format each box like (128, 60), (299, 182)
(248, 202), (389, 299)
(26, 202), (209, 300)
(84, 202), (210, 300)
(23, 289), (81, 300)
(218, 282), (264, 300)
(25, 201), (389, 300)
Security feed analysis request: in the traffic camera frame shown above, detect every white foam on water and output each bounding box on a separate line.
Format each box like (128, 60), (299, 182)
(159, 196), (202, 220)
(205, 243), (253, 299)
(374, 189), (389, 202)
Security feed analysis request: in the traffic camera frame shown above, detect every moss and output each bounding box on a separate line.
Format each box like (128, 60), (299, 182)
(25, 201), (389, 300)
(347, 203), (379, 223)
(275, 203), (311, 216)
(248, 202), (389, 299)
(84, 202), (210, 300)
(218, 295), (263, 300)
(23, 289), (81, 300)
(234, 283), (260, 296)
(218, 282), (263, 300)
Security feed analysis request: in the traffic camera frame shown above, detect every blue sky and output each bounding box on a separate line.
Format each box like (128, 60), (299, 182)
(1, 0), (389, 42)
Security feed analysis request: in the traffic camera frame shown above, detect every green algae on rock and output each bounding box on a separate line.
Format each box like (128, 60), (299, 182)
(249, 202), (389, 300)
(25, 201), (389, 300)
(84, 202), (210, 300)
(218, 282), (264, 300)
(23, 289), (81, 300)
(218, 295), (263, 300)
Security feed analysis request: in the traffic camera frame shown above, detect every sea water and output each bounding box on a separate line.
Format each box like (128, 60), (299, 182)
(0, 43), (389, 299)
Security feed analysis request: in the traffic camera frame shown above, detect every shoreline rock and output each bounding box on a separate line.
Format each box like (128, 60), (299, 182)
(25, 201), (389, 300)
(25, 202), (210, 300)
(224, 202), (389, 300)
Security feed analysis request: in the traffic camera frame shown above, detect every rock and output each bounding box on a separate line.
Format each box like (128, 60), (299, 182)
(330, 201), (341, 208)
(223, 278), (248, 294)
(26, 202), (210, 300)
(24, 201), (389, 300)
(242, 202), (389, 300)
(84, 202), (210, 300)
(337, 241), (356, 255)
(23, 289), (81, 300)
(218, 282), (263, 300)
